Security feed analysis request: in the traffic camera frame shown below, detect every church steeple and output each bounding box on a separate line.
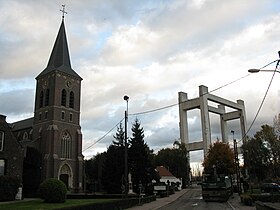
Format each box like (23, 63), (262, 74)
(37, 19), (82, 80)
(31, 6), (84, 193)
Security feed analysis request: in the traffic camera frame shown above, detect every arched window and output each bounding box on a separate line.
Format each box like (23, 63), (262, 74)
(45, 89), (50, 106)
(61, 131), (71, 158)
(0, 131), (4, 151)
(69, 91), (74, 109)
(61, 89), (67, 106)
(39, 91), (44, 108)
(23, 132), (28, 141)
(0, 159), (5, 176)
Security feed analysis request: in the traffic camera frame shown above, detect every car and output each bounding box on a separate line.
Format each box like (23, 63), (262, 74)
(260, 183), (280, 193)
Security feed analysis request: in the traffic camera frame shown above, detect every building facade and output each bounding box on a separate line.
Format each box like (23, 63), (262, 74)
(10, 19), (84, 193)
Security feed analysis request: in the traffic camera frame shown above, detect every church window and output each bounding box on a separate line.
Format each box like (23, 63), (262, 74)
(61, 89), (67, 106)
(69, 113), (73, 122)
(0, 159), (5, 176)
(69, 91), (74, 109)
(0, 131), (4, 151)
(23, 132), (28, 141)
(45, 111), (48, 119)
(39, 91), (44, 108)
(39, 112), (42, 120)
(61, 111), (65, 120)
(61, 131), (71, 159)
(45, 89), (50, 106)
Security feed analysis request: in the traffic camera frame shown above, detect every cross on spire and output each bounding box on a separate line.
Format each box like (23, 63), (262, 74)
(60, 4), (67, 20)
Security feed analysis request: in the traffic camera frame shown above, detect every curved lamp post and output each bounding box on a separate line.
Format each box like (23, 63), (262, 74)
(248, 69), (280, 73)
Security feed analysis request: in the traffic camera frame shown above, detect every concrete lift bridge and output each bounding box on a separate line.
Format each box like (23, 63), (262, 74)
(178, 85), (247, 158)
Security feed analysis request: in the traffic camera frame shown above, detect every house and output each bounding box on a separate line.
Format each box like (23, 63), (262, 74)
(156, 166), (182, 190)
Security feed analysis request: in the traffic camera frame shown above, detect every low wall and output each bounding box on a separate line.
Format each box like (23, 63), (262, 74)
(256, 201), (280, 210)
(58, 195), (156, 210)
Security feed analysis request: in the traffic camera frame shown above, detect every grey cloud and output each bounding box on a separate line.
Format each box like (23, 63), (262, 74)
(0, 89), (34, 115)
(1, 0), (280, 164)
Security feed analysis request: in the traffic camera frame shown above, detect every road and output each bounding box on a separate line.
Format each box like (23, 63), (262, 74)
(158, 186), (234, 210)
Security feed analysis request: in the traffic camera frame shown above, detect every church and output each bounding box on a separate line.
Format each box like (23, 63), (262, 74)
(0, 15), (84, 194)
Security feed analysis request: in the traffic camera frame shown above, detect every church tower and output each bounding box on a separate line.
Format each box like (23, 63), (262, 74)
(33, 16), (84, 192)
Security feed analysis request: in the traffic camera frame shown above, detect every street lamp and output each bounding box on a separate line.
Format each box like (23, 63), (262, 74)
(123, 95), (129, 198)
(248, 68), (280, 73)
(248, 52), (280, 73)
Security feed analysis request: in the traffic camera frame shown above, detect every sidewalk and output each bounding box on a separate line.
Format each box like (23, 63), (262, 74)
(127, 190), (257, 210)
(227, 193), (255, 210)
(126, 188), (188, 210)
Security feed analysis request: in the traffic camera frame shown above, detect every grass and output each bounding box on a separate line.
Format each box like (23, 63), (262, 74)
(0, 198), (120, 210)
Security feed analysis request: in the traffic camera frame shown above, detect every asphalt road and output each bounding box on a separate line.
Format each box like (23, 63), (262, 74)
(158, 186), (234, 210)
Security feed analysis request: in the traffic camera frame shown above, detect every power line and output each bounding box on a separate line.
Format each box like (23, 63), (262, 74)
(83, 73), (251, 152)
(82, 118), (124, 152)
(82, 60), (279, 152)
(130, 73), (251, 116)
(208, 74), (250, 93)
(238, 59), (280, 144)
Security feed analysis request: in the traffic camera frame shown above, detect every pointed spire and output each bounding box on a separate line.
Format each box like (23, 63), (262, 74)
(37, 19), (82, 80)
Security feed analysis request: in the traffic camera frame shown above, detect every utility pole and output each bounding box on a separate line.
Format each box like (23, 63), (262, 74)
(234, 139), (241, 194)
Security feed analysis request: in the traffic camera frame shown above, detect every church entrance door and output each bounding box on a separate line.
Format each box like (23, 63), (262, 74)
(59, 164), (72, 190)
(60, 174), (69, 189)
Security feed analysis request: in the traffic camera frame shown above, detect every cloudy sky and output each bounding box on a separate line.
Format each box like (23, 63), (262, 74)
(1, 0), (280, 166)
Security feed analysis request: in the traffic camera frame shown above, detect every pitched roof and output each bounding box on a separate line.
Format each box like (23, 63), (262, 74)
(37, 20), (82, 80)
(156, 166), (175, 177)
(11, 117), (33, 131)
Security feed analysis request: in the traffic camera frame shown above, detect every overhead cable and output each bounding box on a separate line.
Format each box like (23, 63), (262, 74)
(82, 118), (124, 152)
(130, 73), (251, 116)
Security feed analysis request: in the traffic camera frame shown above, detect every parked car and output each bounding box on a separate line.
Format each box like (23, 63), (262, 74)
(261, 183), (280, 193)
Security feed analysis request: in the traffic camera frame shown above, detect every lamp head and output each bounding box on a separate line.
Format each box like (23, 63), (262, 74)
(123, 95), (129, 101)
(248, 69), (260, 73)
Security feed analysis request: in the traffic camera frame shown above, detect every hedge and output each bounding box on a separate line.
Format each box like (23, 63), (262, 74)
(0, 176), (21, 201)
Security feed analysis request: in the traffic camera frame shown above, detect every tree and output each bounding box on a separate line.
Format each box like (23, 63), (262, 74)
(113, 122), (125, 147)
(202, 141), (235, 175)
(243, 123), (280, 181)
(272, 115), (280, 178)
(102, 145), (124, 193)
(101, 123), (126, 193)
(242, 135), (269, 182)
(85, 152), (106, 192)
(153, 143), (190, 188)
(128, 118), (154, 193)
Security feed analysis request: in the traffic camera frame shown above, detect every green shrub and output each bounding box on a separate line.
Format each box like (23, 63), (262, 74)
(39, 178), (67, 203)
(0, 176), (21, 201)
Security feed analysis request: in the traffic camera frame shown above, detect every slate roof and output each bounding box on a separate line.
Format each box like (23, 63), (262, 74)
(37, 20), (82, 80)
(11, 117), (33, 131)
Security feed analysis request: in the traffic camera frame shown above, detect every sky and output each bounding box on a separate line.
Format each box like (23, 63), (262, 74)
(1, 0), (280, 167)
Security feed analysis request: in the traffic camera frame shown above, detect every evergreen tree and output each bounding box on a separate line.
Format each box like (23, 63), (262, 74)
(113, 122), (125, 147)
(102, 145), (124, 193)
(101, 123), (126, 193)
(128, 118), (153, 193)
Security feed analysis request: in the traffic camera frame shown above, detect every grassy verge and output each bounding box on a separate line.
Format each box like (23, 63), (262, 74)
(0, 198), (119, 210)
